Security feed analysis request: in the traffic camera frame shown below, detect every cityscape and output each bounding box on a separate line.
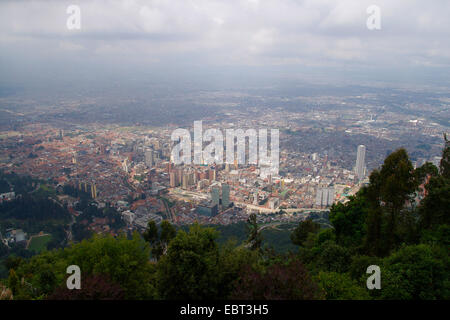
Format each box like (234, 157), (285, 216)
(0, 85), (445, 248)
(0, 0), (449, 306)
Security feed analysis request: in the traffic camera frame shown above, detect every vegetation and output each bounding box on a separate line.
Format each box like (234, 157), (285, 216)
(27, 235), (52, 254)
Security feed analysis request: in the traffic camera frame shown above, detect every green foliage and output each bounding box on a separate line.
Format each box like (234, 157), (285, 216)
(156, 224), (221, 299)
(329, 194), (368, 247)
(48, 274), (125, 300)
(290, 219), (320, 247)
(143, 220), (158, 244)
(348, 255), (382, 283)
(414, 162), (439, 184)
(13, 233), (156, 299)
(143, 220), (176, 260)
(440, 134), (450, 179)
(231, 258), (324, 300)
(28, 235), (52, 253)
(380, 244), (449, 300)
(315, 241), (352, 274)
(316, 272), (370, 300)
(366, 149), (417, 255)
(418, 175), (450, 230)
(246, 213), (262, 251)
(211, 222), (298, 253)
(7, 269), (19, 295)
(217, 240), (260, 299)
(0, 195), (70, 222)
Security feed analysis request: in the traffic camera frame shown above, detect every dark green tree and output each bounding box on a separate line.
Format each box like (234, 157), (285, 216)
(381, 244), (449, 300)
(156, 224), (221, 299)
(364, 149), (416, 256)
(143, 220), (176, 260)
(246, 213), (262, 251)
(231, 258), (324, 300)
(440, 133), (450, 179)
(417, 140), (450, 233)
(329, 193), (368, 247)
(291, 219), (320, 247)
(316, 271), (370, 300)
(414, 162), (439, 185)
(7, 269), (19, 295)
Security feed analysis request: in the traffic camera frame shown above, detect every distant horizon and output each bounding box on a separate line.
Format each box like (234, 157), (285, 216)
(1, 0), (450, 92)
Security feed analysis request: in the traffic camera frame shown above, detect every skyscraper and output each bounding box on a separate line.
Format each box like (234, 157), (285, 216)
(222, 183), (230, 209)
(169, 171), (176, 188)
(208, 168), (216, 181)
(91, 183), (97, 199)
(211, 186), (220, 206)
(145, 149), (154, 168)
(355, 145), (366, 181)
(182, 173), (189, 189)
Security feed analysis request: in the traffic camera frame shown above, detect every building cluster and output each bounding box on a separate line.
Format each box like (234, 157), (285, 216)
(0, 96), (444, 236)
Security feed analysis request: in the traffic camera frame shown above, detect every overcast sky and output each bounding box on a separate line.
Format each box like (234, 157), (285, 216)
(1, 0), (450, 89)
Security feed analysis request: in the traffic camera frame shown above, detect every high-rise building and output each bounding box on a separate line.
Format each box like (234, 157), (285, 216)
(208, 168), (216, 181)
(91, 183), (97, 199)
(182, 173), (190, 189)
(169, 171), (176, 188)
(211, 186), (220, 206)
(327, 187), (334, 205)
(315, 187), (335, 207)
(222, 183), (230, 209)
(355, 145), (366, 181)
(145, 149), (154, 168)
(122, 159), (129, 173)
(177, 168), (183, 185)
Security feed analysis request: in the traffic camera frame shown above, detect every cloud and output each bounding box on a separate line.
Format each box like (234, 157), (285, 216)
(0, 0), (449, 84)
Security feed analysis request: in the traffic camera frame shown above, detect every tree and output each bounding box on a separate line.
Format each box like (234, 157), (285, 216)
(7, 269), (19, 295)
(329, 194), (368, 247)
(14, 233), (156, 299)
(143, 220), (158, 244)
(246, 213), (262, 251)
(379, 149), (416, 249)
(216, 240), (260, 299)
(363, 149), (417, 256)
(156, 224), (221, 299)
(160, 220), (176, 254)
(315, 240), (352, 273)
(414, 162), (438, 185)
(440, 133), (450, 179)
(48, 274), (124, 300)
(291, 219), (320, 247)
(380, 244), (449, 300)
(4, 256), (22, 271)
(316, 272), (370, 300)
(143, 220), (176, 260)
(231, 258), (324, 300)
(418, 141), (450, 232)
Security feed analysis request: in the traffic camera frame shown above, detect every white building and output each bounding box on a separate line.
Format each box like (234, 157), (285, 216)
(355, 145), (366, 181)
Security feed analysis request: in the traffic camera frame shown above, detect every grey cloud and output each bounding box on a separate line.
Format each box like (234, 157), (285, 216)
(0, 0), (449, 86)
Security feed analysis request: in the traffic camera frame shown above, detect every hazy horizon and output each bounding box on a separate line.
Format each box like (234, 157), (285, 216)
(1, 0), (450, 92)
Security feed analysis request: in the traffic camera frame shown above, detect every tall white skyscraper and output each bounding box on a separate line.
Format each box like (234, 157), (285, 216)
(355, 145), (366, 181)
(145, 149), (154, 168)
